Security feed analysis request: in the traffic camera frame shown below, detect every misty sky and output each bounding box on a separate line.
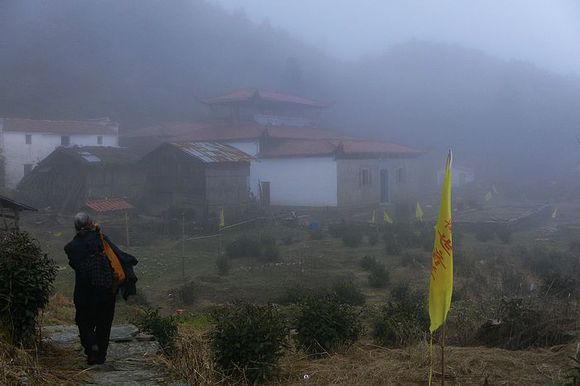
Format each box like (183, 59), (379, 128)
(215, 0), (580, 75)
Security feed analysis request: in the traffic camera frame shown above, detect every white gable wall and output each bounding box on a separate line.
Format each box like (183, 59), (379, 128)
(2, 131), (118, 188)
(251, 157), (338, 206)
(224, 140), (260, 157)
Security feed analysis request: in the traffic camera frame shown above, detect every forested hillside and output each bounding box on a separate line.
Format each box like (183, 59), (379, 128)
(2, 0), (580, 182)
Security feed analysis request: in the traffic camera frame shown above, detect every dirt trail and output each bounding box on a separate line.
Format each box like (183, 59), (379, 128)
(43, 324), (166, 386)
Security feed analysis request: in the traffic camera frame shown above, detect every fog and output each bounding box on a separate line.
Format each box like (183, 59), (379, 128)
(217, 0), (580, 75)
(2, 0), (580, 189)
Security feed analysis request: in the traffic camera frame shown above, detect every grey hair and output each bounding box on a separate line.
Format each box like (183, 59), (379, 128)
(74, 212), (93, 231)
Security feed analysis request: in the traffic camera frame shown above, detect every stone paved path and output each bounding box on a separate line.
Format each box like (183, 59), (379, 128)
(43, 324), (167, 386)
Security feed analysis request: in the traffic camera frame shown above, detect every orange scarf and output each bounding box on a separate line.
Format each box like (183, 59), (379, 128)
(96, 226), (126, 285)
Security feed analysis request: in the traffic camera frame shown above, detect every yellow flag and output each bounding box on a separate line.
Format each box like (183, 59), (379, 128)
(371, 210), (376, 224)
(219, 207), (225, 229)
(552, 207), (558, 219)
(429, 151), (453, 333)
(484, 191), (493, 201)
(415, 202), (424, 222)
(383, 210), (393, 224)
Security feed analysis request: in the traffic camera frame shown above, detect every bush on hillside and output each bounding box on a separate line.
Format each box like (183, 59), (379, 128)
(137, 308), (178, 353)
(474, 225), (495, 242)
(331, 281), (366, 306)
(216, 255), (230, 276)
(383, 231), (402, 255)
(226, 235), (262, 258)
(342, 227), (363, 248)
(368, 262), (390, 288)
(211, 302), (288, 383)
(295, 294), (363, 355)
(495, 225), (512, 244)
(368, 231), (379, 246)
(475, 298), (575, 350)
(359, 255), (378, 270)
(226, 234), (280, 261)
(0, 231), (56, 346)
(176, 281), (198, 306)
(372, 284), (428, 347)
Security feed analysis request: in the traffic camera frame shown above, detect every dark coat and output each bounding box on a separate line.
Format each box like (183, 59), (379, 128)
(64, 230), (138, 305)
(103, 234), (138, 300)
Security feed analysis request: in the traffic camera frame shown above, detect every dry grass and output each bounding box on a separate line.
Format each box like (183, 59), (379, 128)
(159, 329), (577, 385)
(0, 339), (88, 385)
(276, 341), (577, 386)
(155, 327), (226, 385)
(39, 293), (76, 326)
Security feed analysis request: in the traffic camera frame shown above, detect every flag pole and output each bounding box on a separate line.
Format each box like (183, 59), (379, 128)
(441, 322), (446, 386)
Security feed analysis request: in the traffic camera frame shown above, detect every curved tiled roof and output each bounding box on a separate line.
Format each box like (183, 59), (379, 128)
(200, 88), (330, 108)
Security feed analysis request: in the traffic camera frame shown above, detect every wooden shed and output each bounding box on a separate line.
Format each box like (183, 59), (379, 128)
(0, 195), (37, 231)
(17, 146), (144, 213)
(141, 142), (252, 221)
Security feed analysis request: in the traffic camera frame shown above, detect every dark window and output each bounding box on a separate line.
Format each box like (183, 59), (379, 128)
(360, 168), (371, 187)
(25, 134), (32, 145)
(97, 136), (103, 145)
(396, 168), (406, 184)
(61, 135), (70, 146)
(23, 164), (33, 175)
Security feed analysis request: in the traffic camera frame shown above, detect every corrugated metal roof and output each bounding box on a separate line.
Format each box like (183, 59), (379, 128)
(85, 198), (134, 213)
(64, 146), (141, 165)
(171, 142), (253, 163)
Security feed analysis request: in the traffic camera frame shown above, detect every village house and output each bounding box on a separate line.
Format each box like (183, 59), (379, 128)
(0, 118), (119, 189)
(141, 142), (252, 220)
(212, 91), (423, 208)
(17, 146), (143, 213)
(127, 88), (423, 209)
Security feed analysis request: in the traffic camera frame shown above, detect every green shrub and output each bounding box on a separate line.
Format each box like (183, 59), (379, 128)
(419, 226), (435, 251)
(328, 222), (346, 238)
(368, 232), (379, 246)
(295, 294), (363, 355)
(383, 231), (402, 255)
(359, 255), (378, 270)
(368, 262), (390, 288)
(226, 235), (262, 258)
(372, 284), (428, 347)
(211, 302), (288, 383)
(137, 308), (178, 353)
(0, 231), (56, 346)
(495, 225), (512, 244)
(309, 230), (325, 240)
(342, 227), (363, 248)
(331, 281), (366, 306)
(474, 225), (495, 242)
(260, 243), (281, 262)
(475, 298), (575, 349)
(216, 255), (230, 276)
(226, 234), (280, 261)
(177, 281), (197, 306)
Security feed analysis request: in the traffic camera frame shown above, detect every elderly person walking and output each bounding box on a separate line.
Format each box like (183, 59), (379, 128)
(64, 212), (138, 365)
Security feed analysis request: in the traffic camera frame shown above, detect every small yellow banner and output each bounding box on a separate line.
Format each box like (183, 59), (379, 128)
(416, 202), (424, 222)
(383, 211), (393, 224)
